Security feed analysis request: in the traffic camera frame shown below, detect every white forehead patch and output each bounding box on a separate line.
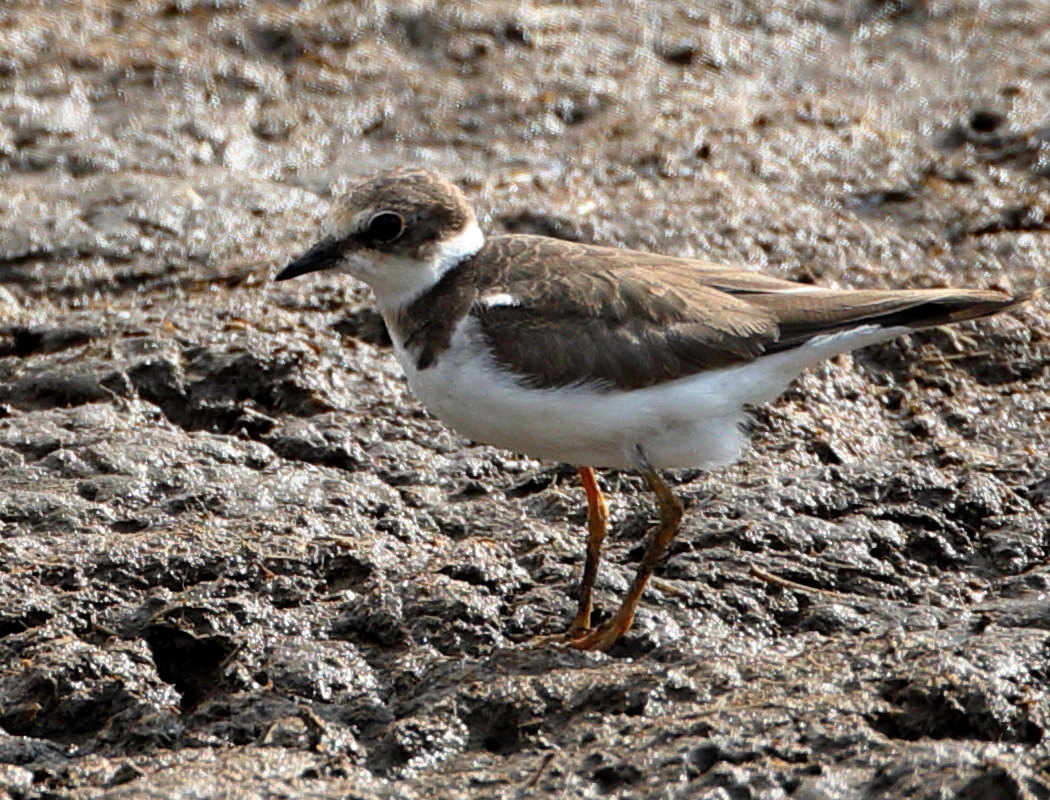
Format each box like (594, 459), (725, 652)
(323, 209), (373, 239)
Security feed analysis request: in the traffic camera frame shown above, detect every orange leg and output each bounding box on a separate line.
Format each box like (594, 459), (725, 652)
(565, 466), (609, 636)
(571, 467), (683, 652)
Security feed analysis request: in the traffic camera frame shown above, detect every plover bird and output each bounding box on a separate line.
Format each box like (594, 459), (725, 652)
(276, 168), (1031, 651)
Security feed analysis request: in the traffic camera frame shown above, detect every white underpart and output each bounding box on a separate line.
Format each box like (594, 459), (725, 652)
(347, 221), (486, 312)
(388, 319), (909, 470)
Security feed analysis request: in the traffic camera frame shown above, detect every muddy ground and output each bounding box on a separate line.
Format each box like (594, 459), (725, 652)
(1, 1), (1050, 798)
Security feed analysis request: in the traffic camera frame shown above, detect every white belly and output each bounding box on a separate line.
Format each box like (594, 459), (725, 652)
(387, 316), (904, 471)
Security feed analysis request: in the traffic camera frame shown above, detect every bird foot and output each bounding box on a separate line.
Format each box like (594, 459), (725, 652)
(525, 608), (634, 651)
(526, 621), (593, 648)
(567, 614), (632, 652)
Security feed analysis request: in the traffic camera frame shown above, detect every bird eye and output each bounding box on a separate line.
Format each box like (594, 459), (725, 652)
(365, 212), (404, 244)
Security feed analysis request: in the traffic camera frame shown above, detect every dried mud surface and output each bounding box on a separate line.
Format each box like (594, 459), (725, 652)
(2, 1), (1050, 798)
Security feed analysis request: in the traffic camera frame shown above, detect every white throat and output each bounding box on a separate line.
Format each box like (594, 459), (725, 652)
(367, 221), (485, 313)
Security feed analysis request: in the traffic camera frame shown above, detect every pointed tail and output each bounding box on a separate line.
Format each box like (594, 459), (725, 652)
(749, 287), (1038, 352)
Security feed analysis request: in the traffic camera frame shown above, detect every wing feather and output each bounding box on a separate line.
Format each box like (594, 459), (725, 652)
(473, 238), (779, 390)
(449, 236), (1023, 391)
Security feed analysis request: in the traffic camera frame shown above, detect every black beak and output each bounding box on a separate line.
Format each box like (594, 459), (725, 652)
(275, 237), (342, 281)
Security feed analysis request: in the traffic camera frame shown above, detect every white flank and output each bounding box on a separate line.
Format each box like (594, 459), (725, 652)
(388, 317), (909, 470)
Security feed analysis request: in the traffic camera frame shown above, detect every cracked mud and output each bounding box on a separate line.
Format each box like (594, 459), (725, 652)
(1, 1), (1049, 798)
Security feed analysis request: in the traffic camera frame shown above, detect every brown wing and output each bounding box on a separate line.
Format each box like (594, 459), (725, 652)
(746, 288), (1025, 351)
(468, 236), (1025, 391)
(471, 237), (778, 390)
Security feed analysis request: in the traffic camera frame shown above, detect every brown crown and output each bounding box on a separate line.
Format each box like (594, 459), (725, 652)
(327, 169), (475, 257)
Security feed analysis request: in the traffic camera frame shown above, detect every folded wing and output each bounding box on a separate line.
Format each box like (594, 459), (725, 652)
(472, 236), (1025, 391)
